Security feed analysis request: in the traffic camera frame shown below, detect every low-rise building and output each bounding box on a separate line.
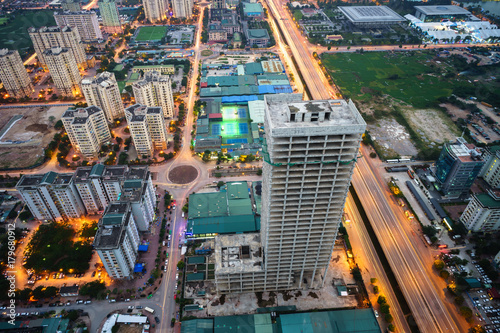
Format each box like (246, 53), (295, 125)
(246, 29), (270, 48)
(243, 2), (264, 20)
(208, 27), (229, 43)
(339, 6), (406, 27)
(131, 65), (175, 75)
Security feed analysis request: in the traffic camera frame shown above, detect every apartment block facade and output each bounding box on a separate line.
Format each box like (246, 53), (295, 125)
(0, 49), (33, 99)
(461, 190), (500, 232)
(43, 47), (82, 97)
(215, 94), (366, 293)
(29, 26), (87, 70)
(62, 106), (111, 158)
(172, 0), (193, 18)
(142, 0), (168, 23)
(54, 11), (103, 43)
(82, 71), (125, 122)
(16, 171), (85, 221)
(99, 0), (122, 33)
(94, 202), (140, 279)
(132, 71), (174, 118)
(480, 146), (500, 189)
(125, 104), (168, 157)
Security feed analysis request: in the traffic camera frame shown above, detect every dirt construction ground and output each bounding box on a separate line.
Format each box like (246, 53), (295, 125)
(0, 106), (66, 169)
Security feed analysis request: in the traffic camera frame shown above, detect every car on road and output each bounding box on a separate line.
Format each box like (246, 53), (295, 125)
(85, 301), (92, 304)
(374, 310), (379, 318)
(136, 306), (143, 309)
(109, 299), (116, 303)
(176, 274), (179, 280)
(128, 306), (134, 309)
(155, 317), (160, 324)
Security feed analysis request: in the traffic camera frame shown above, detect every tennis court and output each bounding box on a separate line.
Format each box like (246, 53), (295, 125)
(221, 106), (248, 120)
(212, 124), (221, 135)
(227, 138), (248, 144)
(225, 123), (237, 136)
(239, 123), (249, 134)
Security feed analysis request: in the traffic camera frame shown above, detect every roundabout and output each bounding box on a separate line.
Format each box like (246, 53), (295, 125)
(168, 164), (199, 184)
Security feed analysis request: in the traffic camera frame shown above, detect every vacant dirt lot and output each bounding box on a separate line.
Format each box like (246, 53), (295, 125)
(402, 107), (460, 144)
(368, 118), (418, 159)
(0, 106), (66, 169)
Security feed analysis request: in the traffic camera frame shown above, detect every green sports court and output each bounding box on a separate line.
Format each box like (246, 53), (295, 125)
(209, 105), (254, 145)
(135, 26), (167, 42)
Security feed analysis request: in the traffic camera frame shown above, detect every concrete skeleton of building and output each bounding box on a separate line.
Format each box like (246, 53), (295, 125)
(54, 10), (103, 43)
(94, 202), (140, 279)
(125, 104), (168, 157)
(0, 49), (33, 99)
(82, 71), (125, 122)
(460, 190), (500, 232)
(132, 71), (174, 118)
(99, 0), (122, 33)
(16, 171), (85, 222)
(214, 94), (366, 293)
(61, 106), (112, 158)
(29, 26), (87, 71)
(43, 47), (82, 97)
(172, 0), (193, 18)
(142, 0), (168, 23)
(434, 137), (484, 198)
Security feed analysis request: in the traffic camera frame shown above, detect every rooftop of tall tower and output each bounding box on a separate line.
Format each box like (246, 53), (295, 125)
(264, 94), (366, 134)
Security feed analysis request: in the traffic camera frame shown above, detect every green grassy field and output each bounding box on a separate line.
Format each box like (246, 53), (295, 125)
(322, 51), (454, 108)
(135, 26), (167, 41)
(0, 10), (55, 56)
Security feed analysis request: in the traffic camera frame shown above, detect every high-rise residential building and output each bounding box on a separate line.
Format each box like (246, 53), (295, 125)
(0, 49), (33, 99)
(28, 26), (87, 70)
(435, 137), (484, 198)
(16, 171), (86, 222)
(94, 202), (140, 279)
(99, 0), (122, 33)
(142, 0), (168, 23)
(43, 47), (82, 97)
(61, 0), (81, 12)
(479, 146), (500, 189)
(82, 71), (124, 122)
(62, 106), (111, 158)
(172, 0), (193, 18)
(212, 0), (225, 9)
(125, 104), (168, 157)
(460, 190), (500, 232)
(73, 165), (107, 215)
(132, 71), (174, 118)
(214, 94), (366, 293)
(54, 11), (103, 43)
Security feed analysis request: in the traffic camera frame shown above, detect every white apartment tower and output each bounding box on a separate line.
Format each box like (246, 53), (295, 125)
(43, 47), (82, 97)
(82, 71), (125, 122)
(460, 191), (500, 232)
(214, 94), (366, 293)
(54, 11), (103, 43)
(172, 0), (193, 18)
(16, 172), (85, 222)
(0, 49), (33, 99)
(99, 0), (122, 33)
(125, 104), (168, 157)
(62, 106), (112, 158)
(94, 202), (140, 279)
(29, 26), (87, 70)
(133, 71), (174, 118)
(480, 146), (500, 189)
(142, 0), (168, 23)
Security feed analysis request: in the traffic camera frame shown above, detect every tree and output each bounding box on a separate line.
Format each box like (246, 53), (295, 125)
(17, 288), (32, 301)
(385, 314), (393, 323)
(440, 270), (450, 279)
(388, 324), (396, 332)
(373, 286), (379, 294)
(380, 303), (390, 314)
(44, 286), (58, 298)
(257, 169), (262, 176)
(32, 286), (45, 300)
(459, 306), (473, 319)
(177, 261), (185, 270)
(433, 260), (445, 271)
(370, 278), (377, 284)
(454, 295), (464, 305)
(217, 181), (225, 188)
(202, 150), (211, 162)
(79, 281), (106, 298)
(377, 295), (386, 305)
(471, 326), (487, 333)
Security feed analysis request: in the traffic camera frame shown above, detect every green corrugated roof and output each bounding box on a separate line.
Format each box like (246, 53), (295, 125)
(185, 305), (203, 311)
(214, 314), (273, 333)
(280, 309), (380, 333)
(181, 319), (213, 333)
(187, 272), (205, 281)
(188, 256), (206, 264)
(123, 179), (143, 188)
(188, 192), (228, 218)
(465, 278), (482, 288)
(90, 163), (105, 177)
(489, 146), (500, 153)
(245, 62), (263, 75)
(134, 64), (174, 70)
(187, 215), (257, 235)
(102, 213), (123, 225)
(225, 182), (249, 199)
(476, 193), (500, 208)
(41, 171), (57, 185)
(228, 198), (253, 215)
(243, 2), (263, 14)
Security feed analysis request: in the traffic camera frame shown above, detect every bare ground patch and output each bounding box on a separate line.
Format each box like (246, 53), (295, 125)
(401, 106), (460, 144)
(368, 118), (418, 159)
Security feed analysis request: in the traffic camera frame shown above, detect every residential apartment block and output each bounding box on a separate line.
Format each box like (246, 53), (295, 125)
(54, 11), (103, 43)
(99, 0), (122, 33)
(125, 104), (168, 157)
(142, 0), (168, 23)
(172, 0), (193, 18)
(16, 171), (85, 222)
(460, 190), (500, 232)
(480, 146), (500, 189)
(82, 71), (125, 122)
(28, 26), (87, 70)
(215, 94), (366, 293)
(43, 47), (82, 97)
(94, 202), (140, 279)
(0, 49), (33, 99)
(61, 0), (81, 12)
(62, 106), (111, 158)
(132, 71), (174, 118)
